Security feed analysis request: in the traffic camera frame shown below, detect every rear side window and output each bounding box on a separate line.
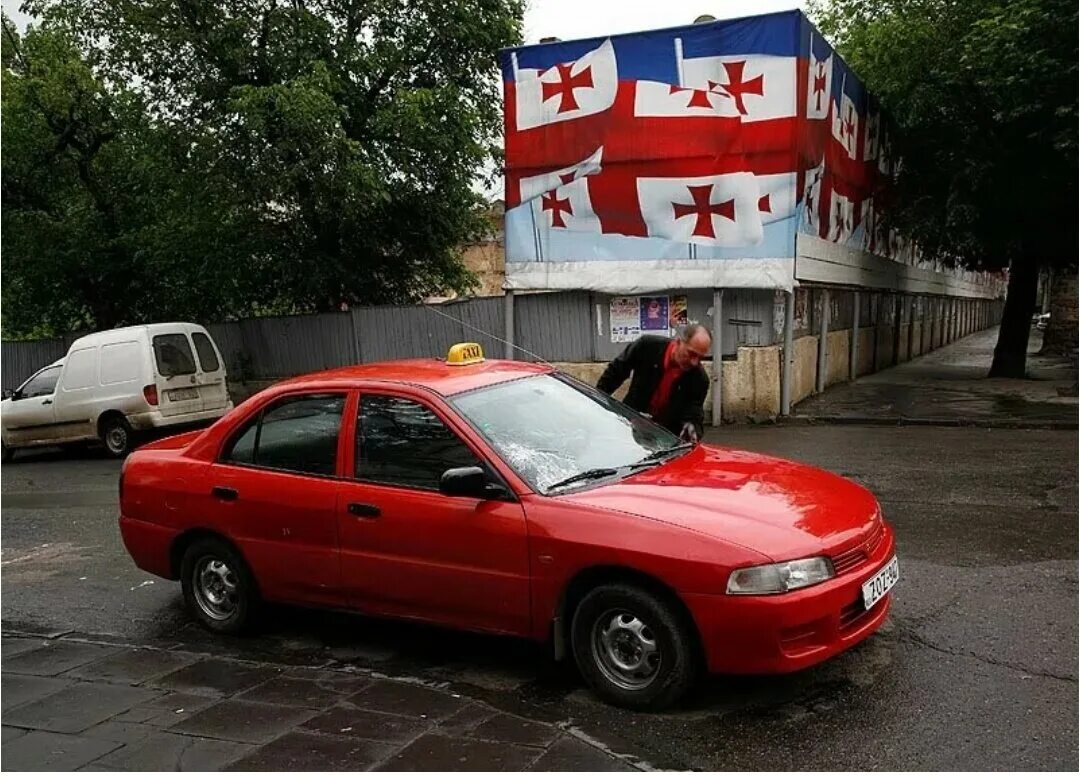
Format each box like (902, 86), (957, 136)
(100, 341), (141, 385)
(62, 348), (97, 390)
(222, 394), (346, 477)
(153, 334), (196, 377)
(192, 332), (221, 373)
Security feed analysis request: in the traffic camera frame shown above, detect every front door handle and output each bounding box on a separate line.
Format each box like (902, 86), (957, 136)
(42, 398), (53, 405)
(347, 502), (381, 519)
(212, 486), (239, 502)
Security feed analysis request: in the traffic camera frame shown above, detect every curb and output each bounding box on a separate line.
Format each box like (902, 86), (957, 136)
(781, 414), (1079, 431)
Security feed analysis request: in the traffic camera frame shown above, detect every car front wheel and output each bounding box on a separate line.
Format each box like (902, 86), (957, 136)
(571, 583), (701, 711)
(180, 538), (257, 635)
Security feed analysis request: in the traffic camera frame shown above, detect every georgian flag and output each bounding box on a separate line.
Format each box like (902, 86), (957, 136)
(637, 172), (763, 246)
(831, 91), (860, 160)
(755, 172), (798, 224)
(633, 79), (740, 118)
(829, 190), (856, 243)
(518, 147), (603, 204)
(512, 39), (618, 131)
(679, 54), (797, 122)
(531, 174), (603, 234)
(802, 159), (826, 233)
(806, 48), (833, 120)
(863, 108), (880, 162)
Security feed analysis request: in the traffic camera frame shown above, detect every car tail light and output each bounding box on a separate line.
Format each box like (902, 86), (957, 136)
(143, 384), (159, 406)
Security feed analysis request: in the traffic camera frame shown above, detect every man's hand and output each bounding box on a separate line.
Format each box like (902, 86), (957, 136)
(679, 422), (699, 444)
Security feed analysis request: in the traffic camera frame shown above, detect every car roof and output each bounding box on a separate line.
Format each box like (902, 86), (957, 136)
(271, 358), (553, 397)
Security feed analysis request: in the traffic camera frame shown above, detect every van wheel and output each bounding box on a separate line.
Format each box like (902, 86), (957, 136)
(571, 583), (701, 711)
(180, 537), (258, 635)
(100, 415), (135, 457)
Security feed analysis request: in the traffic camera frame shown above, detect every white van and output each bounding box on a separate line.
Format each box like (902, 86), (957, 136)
(1, 323), (232, 460)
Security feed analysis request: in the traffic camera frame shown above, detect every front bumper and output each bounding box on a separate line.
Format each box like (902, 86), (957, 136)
(686, 526), (897, 674)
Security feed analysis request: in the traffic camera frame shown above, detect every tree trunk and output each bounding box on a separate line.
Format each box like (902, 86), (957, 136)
(1039, 267), (1078, 358)
(989, 257), (1040, 377)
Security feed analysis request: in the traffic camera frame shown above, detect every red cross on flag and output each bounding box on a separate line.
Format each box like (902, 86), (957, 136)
(517, 147), (604, 204)
(755, 171), (798, 225)
(806, 50), (833, 120)
(829, 189), (856, 243)
(831, 91), (860, 160)
(511, 39), (618, 131)
(636, 172), (763, 246)
(531, 174), (603, 234)
(633, 79), (740, 118)
(679, 54), (797, 122)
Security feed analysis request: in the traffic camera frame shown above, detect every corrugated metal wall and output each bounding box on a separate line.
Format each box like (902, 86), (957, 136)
(1, 336), (77, 392)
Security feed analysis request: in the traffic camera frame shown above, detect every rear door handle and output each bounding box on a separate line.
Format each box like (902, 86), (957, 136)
(212, 486), (239, 502)
(347, 502), (381, 519)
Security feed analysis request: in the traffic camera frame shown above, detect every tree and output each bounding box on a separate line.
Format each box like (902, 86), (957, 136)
(809, 0), (1077, 376)
(33, 0), (521, 308)
(2, 16), (262, 336)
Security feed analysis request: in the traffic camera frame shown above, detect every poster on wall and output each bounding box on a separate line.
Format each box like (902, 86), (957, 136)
(610, 297), (641, 342)
(668, 296), (688, 335)
(639, 296), (669, 333)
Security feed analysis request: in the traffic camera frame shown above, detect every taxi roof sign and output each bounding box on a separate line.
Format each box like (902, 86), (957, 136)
(447, 342), (485, 365)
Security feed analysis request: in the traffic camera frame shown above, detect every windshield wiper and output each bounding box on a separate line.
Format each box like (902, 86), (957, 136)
(546, 468), (620, 493)
(637, 441), (695, 464)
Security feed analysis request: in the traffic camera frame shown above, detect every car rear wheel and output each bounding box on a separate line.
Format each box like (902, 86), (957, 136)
(100, 415), (135, 457)
(180, 538), (257, 635)
(571, 583), (701, 711)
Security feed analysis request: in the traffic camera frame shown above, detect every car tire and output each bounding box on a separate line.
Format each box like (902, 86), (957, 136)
(100, 415), (135, 457)
(180, 537), (258, 635)
(570, 583), (701, 711)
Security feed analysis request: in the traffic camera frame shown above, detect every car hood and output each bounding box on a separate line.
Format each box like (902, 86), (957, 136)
(560, 444), (881, 562)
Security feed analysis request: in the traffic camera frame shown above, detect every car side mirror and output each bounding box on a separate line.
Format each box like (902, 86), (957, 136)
(439, 466), (511, 500)
(2, 389), (13, 400)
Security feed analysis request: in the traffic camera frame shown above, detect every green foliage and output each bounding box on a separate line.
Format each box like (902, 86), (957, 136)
(3, 1), (523, 337)
(809, 0), (1077, 270)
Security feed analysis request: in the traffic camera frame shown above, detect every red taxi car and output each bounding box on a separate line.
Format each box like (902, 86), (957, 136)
(119, 343), (898, 710)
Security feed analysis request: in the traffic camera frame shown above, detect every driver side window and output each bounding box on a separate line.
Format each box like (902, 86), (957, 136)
(356, 395), (480, 490)
(21, 366), (62, 399)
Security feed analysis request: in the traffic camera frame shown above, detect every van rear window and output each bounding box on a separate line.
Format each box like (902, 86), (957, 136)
(153, 334), (197, 377)
(192, 332), (221, 373)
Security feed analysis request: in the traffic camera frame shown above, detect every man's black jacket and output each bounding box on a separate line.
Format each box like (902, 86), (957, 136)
(596, 335), (708, 435)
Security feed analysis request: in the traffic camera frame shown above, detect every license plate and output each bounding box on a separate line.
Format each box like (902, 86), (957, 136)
(169, 388), (199, 402)
(862, 556), (899, 610)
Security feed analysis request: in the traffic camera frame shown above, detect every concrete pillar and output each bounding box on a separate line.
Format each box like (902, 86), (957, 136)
(850, 290), (860, 381)
(907, 296), (918, 360)
(503, 289), (515, 360)
(893, 294), (904, 365)
(780, 290), (795, 416)
(711, 289), (724, 427)
(816, 288), (830, 393)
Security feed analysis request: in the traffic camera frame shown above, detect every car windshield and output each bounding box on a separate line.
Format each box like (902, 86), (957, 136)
(451, 374), (686, 494)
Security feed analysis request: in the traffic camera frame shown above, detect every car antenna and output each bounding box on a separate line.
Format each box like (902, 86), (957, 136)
(423, 303), (554, 366)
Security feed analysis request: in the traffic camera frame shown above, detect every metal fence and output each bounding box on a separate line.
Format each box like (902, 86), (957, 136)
(1, 289), (802, 390)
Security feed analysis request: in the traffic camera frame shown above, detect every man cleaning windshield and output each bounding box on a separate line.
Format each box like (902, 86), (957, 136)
(597, 324), (712, 443)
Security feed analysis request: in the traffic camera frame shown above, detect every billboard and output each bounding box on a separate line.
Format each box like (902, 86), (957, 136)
(501, 10), (898, 293)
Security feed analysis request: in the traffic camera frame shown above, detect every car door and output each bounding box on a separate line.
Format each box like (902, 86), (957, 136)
(336, 390), (532, 636)
(2, 365), (62, 445)
(188, 326), (230, 413)
(201, 391), (348, 607)
(151, 330), (205, 416)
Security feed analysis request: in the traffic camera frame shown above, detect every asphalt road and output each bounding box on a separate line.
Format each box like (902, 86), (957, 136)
(2, 424), (1077, 770)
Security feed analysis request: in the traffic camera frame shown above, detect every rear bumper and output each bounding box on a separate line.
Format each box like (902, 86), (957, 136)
(127, 403), (232, 430)
(686, 528), (897, 675)
(119, 515), (179, 580)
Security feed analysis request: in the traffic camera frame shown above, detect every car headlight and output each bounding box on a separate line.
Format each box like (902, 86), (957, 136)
(726, 557), (835, 595)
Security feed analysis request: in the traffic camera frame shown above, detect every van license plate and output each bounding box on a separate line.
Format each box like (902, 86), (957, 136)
(862, 556), (899, 610)
(169, 388), (198, 401)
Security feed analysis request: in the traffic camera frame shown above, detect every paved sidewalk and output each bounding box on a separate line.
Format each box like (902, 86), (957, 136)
(793, 328), (1078, 428)
(1, 633), (637, 772)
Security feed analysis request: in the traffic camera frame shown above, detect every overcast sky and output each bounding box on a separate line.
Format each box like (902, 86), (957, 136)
(5, 1), (805, 35)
